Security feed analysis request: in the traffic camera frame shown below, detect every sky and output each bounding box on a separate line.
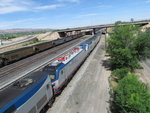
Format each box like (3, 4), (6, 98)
(0, 0), (150, 29)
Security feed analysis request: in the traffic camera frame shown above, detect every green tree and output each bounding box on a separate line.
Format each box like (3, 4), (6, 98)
(112, 68), (129, 80)
(113, 74), (150, 113)
(135, 28), (150, 59)
(107, 23), (140, 70)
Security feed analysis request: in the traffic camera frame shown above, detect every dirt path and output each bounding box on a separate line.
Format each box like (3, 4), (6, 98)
(47, 35), (111, 113)
(139, 59), (150, 85)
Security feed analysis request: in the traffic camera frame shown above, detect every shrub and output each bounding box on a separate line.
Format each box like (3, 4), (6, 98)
(112, 68), (129, 80)
(135, 29), (150, 59)
(109, 48), (139, 70)
(113, 74), (150, 113)
(107, 23), (140, 70)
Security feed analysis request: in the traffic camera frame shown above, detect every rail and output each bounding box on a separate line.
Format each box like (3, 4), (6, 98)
(0, 35), (94, 90)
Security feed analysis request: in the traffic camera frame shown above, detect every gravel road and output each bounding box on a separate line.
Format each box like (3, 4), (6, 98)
(139, 59), (150, 84)
(47, 35), (111, 113)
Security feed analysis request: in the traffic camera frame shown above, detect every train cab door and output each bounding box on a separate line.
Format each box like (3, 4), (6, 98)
(59, 68), (66, 85)
(46, 76), (53, 99)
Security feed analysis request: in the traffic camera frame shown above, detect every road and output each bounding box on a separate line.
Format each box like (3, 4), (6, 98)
(0, 35), (36, 47)
(140, 59), (150, 84)
(47, 35), (110, 113)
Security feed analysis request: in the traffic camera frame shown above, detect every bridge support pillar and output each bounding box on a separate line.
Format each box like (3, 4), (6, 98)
(93, 28), (96, 34)
(58, 32), (66, 37)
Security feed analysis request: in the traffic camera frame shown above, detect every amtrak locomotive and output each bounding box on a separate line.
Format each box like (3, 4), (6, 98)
(0, 71), (54, 113)
(0, 32), (101, 113)
(43, 34), (100, 94)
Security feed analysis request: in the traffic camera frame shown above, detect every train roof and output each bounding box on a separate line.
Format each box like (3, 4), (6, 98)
(0, 71), (48, 111)
(49, 47), (83, 66)
(80, 42), (91, 46)
(43, 63), (63, 71)
(80, 36), (96, 45)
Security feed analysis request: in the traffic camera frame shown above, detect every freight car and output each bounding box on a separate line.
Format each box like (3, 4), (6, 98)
(0, 32), (101, 113)
(0, 31), (87, 67)
(0, 46), (34, 66)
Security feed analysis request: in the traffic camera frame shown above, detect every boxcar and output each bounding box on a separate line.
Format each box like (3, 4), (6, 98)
(0, 46), (34, 66)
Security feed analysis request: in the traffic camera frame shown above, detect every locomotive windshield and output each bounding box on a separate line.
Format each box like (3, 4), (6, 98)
(43, 66), (56, 80)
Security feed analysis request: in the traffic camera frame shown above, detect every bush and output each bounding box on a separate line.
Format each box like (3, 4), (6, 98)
(135, 29), (150, 59)
(109, 48), (139, 70)
(107, 23), (140, 70)
(112, 68), (129, 80)
(113, 74), (150, 113)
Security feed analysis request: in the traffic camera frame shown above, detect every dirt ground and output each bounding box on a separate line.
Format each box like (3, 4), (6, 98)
(1, 32), (54, 45)
(137, 59), (150, 85)
(0, 32), (60, 52)
(36, 32), (60, 40)
(47, 35), (111, 113)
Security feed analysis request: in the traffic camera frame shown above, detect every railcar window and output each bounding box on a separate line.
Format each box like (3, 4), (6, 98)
(61, 70), (63, 75)
(43, 66), (56, 75)
(49, 75), (55, 80)
(46, 84), (49, 90)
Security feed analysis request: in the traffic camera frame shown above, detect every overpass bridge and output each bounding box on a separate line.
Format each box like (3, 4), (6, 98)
(57, 21), (150, 37)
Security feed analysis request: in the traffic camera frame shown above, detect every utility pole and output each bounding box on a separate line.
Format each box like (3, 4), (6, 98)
(104, 28), (107, 50)
(0, 33), (4, 45)
(0, 39), (1, 45)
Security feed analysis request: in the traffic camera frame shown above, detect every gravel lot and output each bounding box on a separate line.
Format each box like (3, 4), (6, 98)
(47, 35), (111, 113)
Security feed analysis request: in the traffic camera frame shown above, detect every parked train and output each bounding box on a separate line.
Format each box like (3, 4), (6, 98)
(0, 31), (91, 67)
(0, 32), (102, 113)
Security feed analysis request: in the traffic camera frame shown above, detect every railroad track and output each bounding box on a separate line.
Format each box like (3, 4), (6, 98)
(0, 39), (76, 76)
(0, 35), (92, 89)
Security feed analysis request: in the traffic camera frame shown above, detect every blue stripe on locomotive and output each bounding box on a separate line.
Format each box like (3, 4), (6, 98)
(0, 75), (48, 113)
(80, 43), (89, 50)
(80, 37), (96, 50)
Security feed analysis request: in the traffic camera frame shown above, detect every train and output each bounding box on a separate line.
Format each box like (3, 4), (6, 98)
(0, 31), (92, 67)
(0, 32), (102, 113)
